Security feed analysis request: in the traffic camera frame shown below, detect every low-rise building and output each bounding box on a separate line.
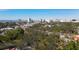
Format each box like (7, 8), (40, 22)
(73, 35), (79, 41)
(0, 27), (13, 31)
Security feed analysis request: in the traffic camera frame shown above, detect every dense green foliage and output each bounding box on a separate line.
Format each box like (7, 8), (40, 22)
(0, 22), (16, 28)
(0, 21), (79, 50)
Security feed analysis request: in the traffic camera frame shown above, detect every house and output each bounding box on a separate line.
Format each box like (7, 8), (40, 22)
(0, 27), (13, 35)
(44, 24), (51, 28)
(0, 27), (13, 31)
(73, 35), (79, 41)
(60, 33), (71, 42)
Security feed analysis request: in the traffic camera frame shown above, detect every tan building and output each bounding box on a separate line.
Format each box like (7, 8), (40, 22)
(73, 35), (79, 41)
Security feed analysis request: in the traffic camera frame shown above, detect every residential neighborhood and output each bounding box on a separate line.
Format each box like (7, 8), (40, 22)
(0, 9), (79, 50)
(0, 18), (79, 50)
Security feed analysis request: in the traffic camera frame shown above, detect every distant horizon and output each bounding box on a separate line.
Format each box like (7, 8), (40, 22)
(0, 9), (79, 20)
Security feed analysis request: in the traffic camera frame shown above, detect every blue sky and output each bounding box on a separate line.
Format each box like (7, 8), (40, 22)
(0, 9), (79, 20)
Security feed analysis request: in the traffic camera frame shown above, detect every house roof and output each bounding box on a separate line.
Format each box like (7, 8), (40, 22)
(73, 35), (79, 40)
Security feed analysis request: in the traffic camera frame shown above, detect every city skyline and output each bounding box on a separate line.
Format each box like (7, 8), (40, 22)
(0, 9), (79, 20)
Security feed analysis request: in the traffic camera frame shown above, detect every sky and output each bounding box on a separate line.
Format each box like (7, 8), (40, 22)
(0, 9), (79, 20)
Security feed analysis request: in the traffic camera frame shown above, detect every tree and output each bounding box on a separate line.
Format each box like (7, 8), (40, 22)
(64, 41), (79, 50)
(0, 35), (8, 42)
(29, 18), (33, 23)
